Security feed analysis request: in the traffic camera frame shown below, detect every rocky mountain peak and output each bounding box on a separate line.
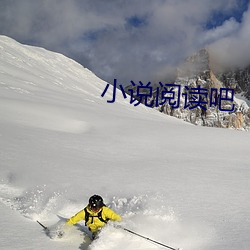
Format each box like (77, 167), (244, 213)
(177, 48), (210, 78)
(125, 48), (250, 130)
(170, 49), (250, 129)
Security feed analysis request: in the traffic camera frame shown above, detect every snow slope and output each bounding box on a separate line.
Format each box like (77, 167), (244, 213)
(0, 36), (250, 250)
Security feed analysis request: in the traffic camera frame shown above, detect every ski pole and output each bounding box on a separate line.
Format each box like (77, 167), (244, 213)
(122, 227), (180, 250)
(37, 220), (48, 231)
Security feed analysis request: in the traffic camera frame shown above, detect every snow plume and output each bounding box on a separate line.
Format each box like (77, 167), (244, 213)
(0, 181), (214, 250)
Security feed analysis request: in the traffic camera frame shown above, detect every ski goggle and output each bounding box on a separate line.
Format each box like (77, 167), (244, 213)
(90, 204), (101, 211)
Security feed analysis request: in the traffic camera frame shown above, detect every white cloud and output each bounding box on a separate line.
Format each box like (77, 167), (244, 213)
(0, 0), (249, 83)
(200, 18), (240, 45)
(209, 5), (250, 69)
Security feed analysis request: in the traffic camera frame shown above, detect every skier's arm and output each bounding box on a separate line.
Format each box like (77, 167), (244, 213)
(67, 209), (85, 225)
(104, 207), (122, 222)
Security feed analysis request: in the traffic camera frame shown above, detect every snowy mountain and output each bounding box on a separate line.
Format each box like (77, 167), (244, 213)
(0, 36), (250, 250)
(173, 49), (250, 129)
(125, 49), (250, 130)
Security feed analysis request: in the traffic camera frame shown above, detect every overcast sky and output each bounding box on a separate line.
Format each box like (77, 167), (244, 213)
(0, 0), (249, 85)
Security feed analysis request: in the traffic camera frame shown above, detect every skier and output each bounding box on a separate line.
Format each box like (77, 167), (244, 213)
(66, 194), (121, 239)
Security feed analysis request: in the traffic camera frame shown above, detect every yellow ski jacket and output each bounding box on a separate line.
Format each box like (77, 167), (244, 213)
(67, 206), (121, 233)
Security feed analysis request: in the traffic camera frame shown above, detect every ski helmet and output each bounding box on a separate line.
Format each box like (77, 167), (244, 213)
(89, 195), (104, 210)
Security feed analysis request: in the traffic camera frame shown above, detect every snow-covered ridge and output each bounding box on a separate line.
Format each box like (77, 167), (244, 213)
(0, 35), (105, 94)
(0, 35), (103, 133)
(0, 36), (166, 133)
(0, 35), (143, 105)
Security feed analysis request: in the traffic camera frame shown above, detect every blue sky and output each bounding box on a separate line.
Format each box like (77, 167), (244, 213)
(206, 0), (249, 28)
(0, 0), (249, 84)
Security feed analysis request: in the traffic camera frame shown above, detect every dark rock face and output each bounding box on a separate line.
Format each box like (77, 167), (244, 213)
(218, 66), (250, 100)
